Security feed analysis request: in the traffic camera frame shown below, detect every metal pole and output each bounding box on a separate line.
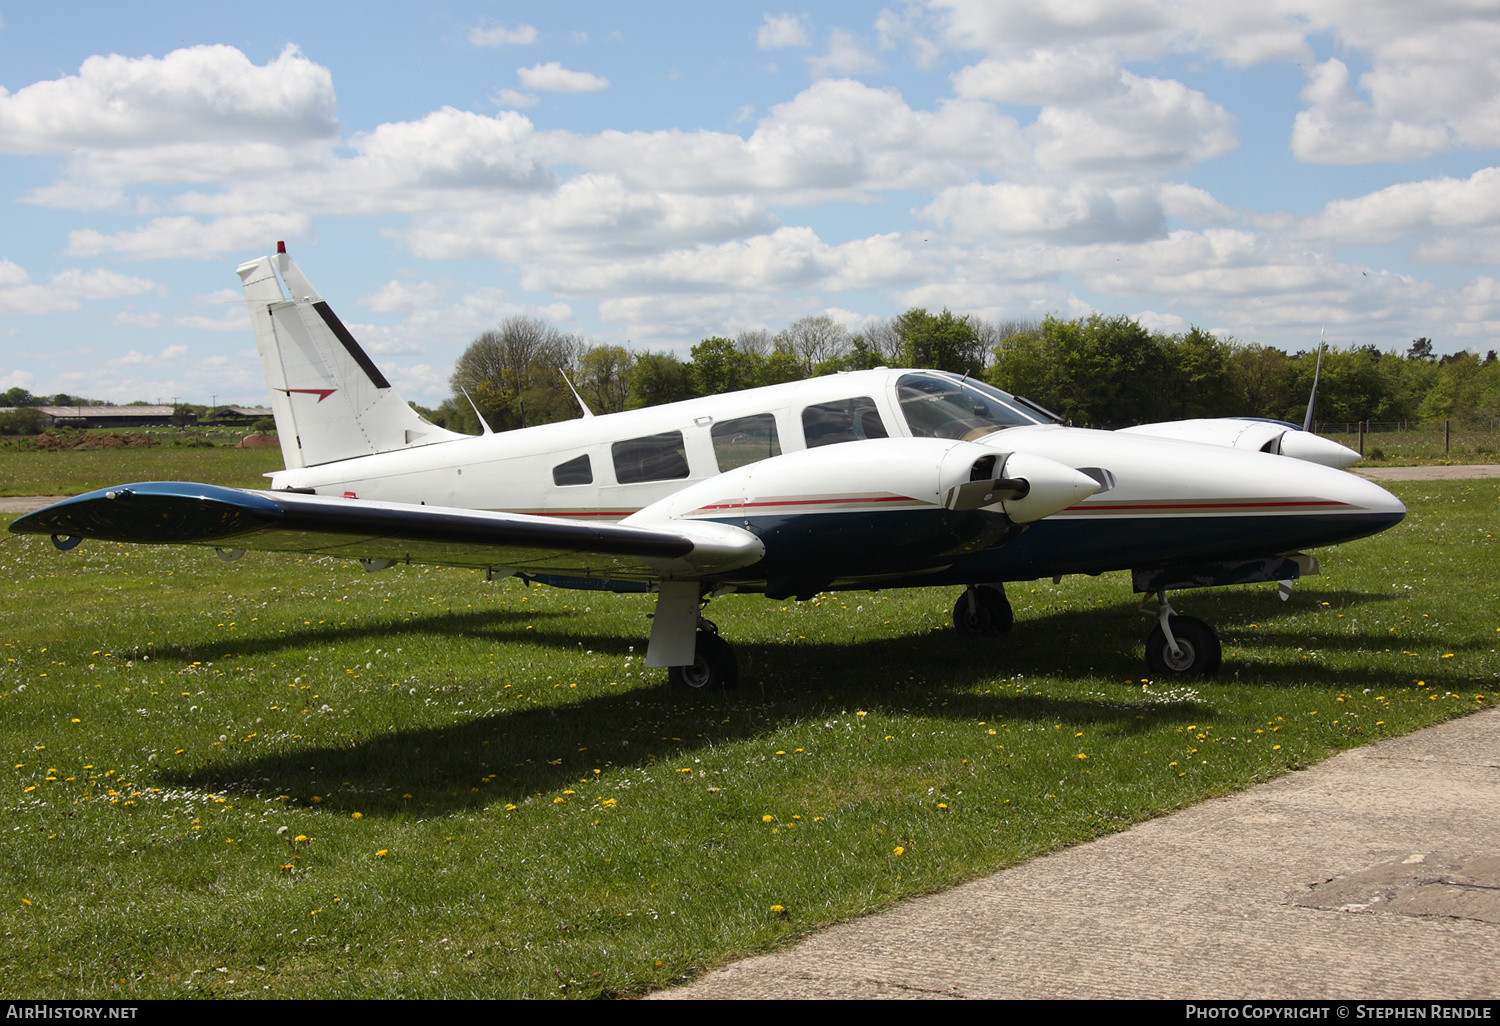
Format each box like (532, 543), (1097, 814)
(1445, 419), (1451, 454)
(1358, 420), (1364, 456)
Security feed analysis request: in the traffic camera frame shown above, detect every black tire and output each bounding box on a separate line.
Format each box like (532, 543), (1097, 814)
(952, 586), (1013, 637)
(668, 631), (738, 691)
(1144, 615), (1222, 677)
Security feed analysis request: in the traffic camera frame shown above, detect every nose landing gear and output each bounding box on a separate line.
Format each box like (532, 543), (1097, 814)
(1141, 590), (1221, 677)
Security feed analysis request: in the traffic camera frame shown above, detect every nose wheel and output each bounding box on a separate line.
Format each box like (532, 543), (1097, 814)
(953, 585), (1013, 636)
(1141, 591), (1221, 676)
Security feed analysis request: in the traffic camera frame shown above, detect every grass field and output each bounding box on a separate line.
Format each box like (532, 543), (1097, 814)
(1, 476), (1495, 998)
(1325, 426), (1500, 466)
(0, 446), (285, 497)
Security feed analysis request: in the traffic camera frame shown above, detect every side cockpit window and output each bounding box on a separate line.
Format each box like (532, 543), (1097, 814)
(612, 431), (689, 484)
(552, 454), (592, 486)
(712, 414), (781, 472)
(897, 374), (1039, 440)
(801, 397), (888, 448)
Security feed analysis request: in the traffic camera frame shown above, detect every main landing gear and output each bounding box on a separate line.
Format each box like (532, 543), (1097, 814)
(952, 584), (1013, 636)
(1141, 590), (1221, 677)
(668, 617), (739, 691)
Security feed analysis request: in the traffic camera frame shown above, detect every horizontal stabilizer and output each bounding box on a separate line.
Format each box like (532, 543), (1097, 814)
(11, 482), (763, 581)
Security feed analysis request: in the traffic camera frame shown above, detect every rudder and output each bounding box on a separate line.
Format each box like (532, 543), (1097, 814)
(237, 246), (462, 469)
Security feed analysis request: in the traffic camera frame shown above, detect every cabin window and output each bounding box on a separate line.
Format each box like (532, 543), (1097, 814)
(552, 454), (592, 486)
(711, 414), (781, 472)
(612, 431), (690, 483)
(897, 374), (1037, 440)
(801, 397), (888, 448)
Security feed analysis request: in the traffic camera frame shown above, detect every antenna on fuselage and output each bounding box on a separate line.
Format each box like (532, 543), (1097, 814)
(459, 385), (495, 436)
(559, 370), (594, 418)
(1302, 327), (1325, 433)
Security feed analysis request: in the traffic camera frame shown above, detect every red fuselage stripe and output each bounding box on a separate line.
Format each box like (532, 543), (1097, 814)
(695, 494), (920, 512)
(1064, 499), (1350, 512)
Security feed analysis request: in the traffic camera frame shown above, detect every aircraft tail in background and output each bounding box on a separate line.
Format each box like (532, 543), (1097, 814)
(237, 244), (464, 470)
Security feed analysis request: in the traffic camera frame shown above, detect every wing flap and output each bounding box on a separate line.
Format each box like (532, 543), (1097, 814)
(10, 482), (760, 580)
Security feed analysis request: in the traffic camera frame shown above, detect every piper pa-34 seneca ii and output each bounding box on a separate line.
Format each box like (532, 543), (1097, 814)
(11, 246), (1407, 689)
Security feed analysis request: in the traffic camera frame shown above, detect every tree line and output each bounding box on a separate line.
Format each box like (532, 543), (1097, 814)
(429, 311), (1500, 433)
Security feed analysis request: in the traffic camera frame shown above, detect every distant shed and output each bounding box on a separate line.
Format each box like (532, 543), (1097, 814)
(217, 407), (274, 426)
(36, 405), (182, 428)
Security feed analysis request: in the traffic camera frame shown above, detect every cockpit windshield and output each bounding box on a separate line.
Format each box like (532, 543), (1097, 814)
(896, 373), (1046, 440)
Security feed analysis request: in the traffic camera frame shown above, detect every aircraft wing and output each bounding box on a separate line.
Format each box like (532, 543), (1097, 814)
(9, 481), (764, 582)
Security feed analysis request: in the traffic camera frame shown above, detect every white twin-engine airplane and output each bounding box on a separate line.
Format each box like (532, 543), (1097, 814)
(12, 246), (1406, 689)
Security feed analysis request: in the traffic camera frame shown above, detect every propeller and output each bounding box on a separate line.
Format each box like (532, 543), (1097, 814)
(1302, 327), (1325, 434)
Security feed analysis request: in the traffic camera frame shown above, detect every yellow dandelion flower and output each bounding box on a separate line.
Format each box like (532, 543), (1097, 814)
(375, 850), (388, 857)
(893, 845), (904, 856)
(762, 814), (774, 822)
(351, 812), (362, 819)
(1077, 753), (1087, 760)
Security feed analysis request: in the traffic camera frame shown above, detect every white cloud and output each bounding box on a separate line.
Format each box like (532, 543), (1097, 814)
(358, 280), (443, 313)
(467, 24), (537, 47)
(1304, 167), (1500, 246)
(516, 63), (609, 93)
(0, 262), (156, 315)
(113, 310), (163, 329)
(0, 44), (336, 154)
(806, 29), (880, 78)
(758, 13), (810, 49)
(952, 50), (1122, 105)
(919, 182), (1168, 243)
(347, 289), (574, 355)
(1158, 183), (1234, 226)
(67, 214), (313, 260)
(1292, 58), (1452, 164)
(1027, 71), (1236, 176)
(493, 88), (539, 109)
(381, 362), (454, 404)
(22, 182), (128, 210)
(400, 174), (780, 262)
(174, 308), (252, 332)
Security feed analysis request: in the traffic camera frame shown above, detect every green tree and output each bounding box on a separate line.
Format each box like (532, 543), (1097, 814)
(690, 337), (758, 395)
(449, 316), (582, 431)
(894, 307), (984, 374)
(627, 352), (694, 409)
(575, 344), (636, 414)
(1163, 327), (1234, 420)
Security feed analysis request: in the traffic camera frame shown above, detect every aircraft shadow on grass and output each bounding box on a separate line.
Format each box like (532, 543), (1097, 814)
(150, 589), (1474, 818)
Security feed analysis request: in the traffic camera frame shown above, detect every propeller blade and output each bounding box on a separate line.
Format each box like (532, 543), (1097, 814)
(942, 476), (1030, 511)
(1302, 328), (1325, 433)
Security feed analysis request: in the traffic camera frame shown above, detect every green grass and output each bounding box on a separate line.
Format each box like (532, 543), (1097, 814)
(0, 446), (284, 496)
(1, 480), (1497, 998)
(1327, 427), (1500, 466)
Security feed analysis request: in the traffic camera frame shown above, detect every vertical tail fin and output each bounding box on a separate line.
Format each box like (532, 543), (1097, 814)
(237, 247), (463, 469)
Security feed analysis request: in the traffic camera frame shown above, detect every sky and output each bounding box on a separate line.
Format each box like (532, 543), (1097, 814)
(2, 0), (1499, 407)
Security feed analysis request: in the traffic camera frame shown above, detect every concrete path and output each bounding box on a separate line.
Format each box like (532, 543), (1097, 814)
(1355, 465), (1500, 481)
(660, 704), (1500, 1000)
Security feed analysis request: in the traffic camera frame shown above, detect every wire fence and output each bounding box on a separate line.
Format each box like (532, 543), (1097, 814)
(1316, 420), (1500, 460)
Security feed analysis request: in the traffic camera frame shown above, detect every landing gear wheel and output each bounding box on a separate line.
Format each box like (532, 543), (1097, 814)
(668, 630), (739, 691)
(1144, 615), (1222, 677)
(953, 586), (1013, 637)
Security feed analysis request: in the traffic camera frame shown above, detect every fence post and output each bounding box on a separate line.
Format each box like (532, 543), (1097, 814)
(1358, 420), (1364, 456)
(1445, 419), (1451, 455)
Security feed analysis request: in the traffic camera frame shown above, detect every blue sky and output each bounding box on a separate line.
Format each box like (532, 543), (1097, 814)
(3, 1), (1499, 405)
